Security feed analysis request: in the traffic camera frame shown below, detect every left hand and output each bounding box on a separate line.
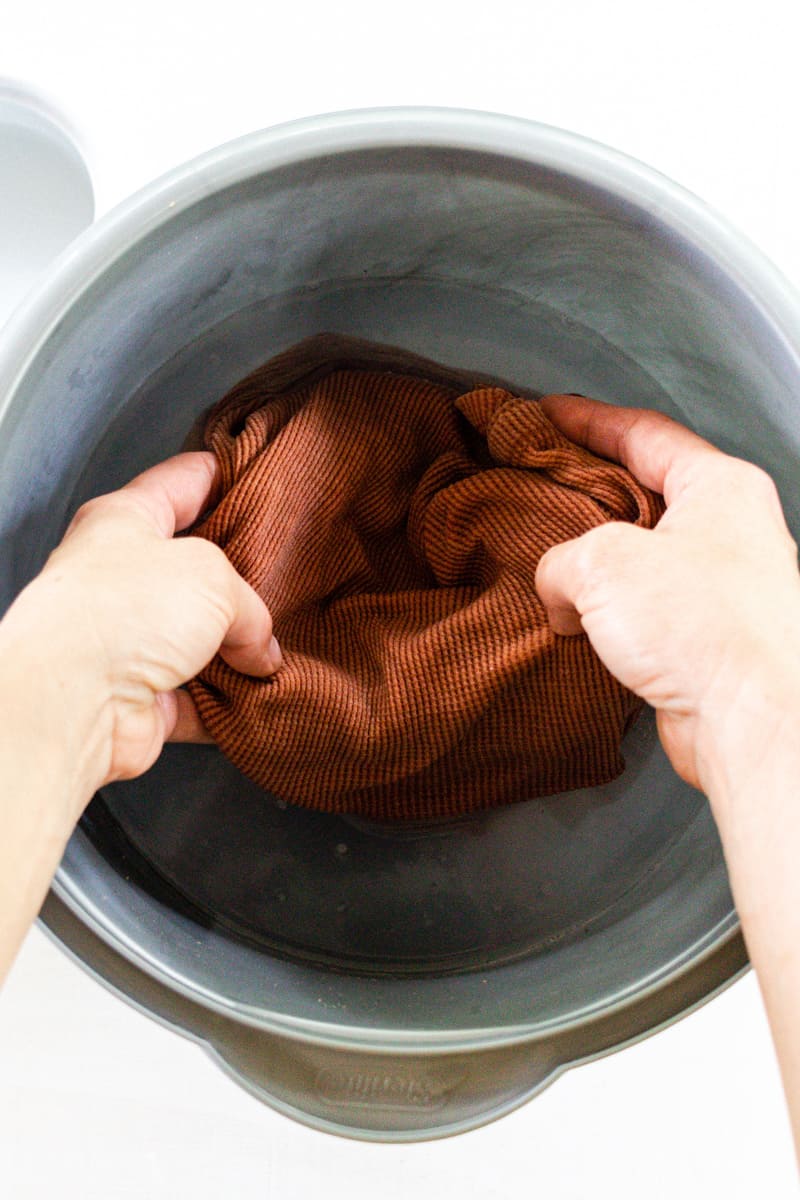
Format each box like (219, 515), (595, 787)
(0, 452), (280, 800)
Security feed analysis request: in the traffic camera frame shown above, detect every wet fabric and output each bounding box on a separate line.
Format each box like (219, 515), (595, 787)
(186, 335), (664, 821)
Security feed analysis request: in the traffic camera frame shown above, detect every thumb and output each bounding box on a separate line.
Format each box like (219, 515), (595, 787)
(535, 521), (649, 635)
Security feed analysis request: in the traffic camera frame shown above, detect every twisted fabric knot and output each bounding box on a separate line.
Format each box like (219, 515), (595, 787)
(187, 335), (664, 821)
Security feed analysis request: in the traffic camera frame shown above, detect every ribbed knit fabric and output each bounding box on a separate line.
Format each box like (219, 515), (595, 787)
(186, 335), (665, 821)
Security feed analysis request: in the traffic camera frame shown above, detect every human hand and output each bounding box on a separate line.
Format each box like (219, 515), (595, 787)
(2, 451), (279, 804)
(534, 395), (800, 797)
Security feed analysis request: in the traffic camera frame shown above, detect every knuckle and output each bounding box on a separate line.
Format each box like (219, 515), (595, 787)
(175, 536), (231, 598)
(574, 521), (639, 588)
(63, 493), (134, 546)
(182, 535), (229, 575)
(751, 466), (781, 509)
(583, 519), (633, 561)
(726, 456), (779, 501)
(70, 494), (111, 528)
(180, 538), (272, 633)
(618, 407), (679, 461)
(617, 409), (649, 455)
(68, 492), (146, 540)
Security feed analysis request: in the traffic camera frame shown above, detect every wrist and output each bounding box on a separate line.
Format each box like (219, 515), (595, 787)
(0, 576), (112, 835)
(696, 638), (800, 834)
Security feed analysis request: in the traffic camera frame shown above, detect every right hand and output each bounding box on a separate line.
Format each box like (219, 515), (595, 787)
(534, 395), (800, 796)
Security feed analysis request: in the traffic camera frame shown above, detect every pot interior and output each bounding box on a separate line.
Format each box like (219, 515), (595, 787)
(2, 136), (795, 1033)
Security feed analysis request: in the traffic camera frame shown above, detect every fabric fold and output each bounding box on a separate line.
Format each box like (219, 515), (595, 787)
(186, 334), (664, 821)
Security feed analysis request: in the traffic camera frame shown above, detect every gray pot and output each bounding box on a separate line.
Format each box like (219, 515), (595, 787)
(2, 107), (798, 1142)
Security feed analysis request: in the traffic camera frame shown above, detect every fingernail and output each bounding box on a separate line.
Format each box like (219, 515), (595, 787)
(268, 634), (283, 672)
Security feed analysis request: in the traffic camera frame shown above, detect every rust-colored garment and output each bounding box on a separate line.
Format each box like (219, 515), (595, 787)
(187, 335), (664, 821)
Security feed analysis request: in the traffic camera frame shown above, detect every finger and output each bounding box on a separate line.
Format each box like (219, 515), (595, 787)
(218, 565), (282, 677)
(535, 522), (649, 635)
(165, 689), (215, 743)
(537, 542), (587, 638)
(119, 451), (221, 537)
(539, 394), (722, 504)
(534, 537), (587, 635)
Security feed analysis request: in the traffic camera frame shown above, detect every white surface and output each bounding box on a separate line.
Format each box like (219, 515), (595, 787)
(1, 0), (799, 1194)
(1, 932), (795, 1197)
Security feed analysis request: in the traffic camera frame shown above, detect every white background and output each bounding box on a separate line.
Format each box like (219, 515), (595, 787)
(2, 1), (799, 1195)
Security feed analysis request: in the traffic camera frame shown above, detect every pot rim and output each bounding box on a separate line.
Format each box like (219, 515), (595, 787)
(2, 103), (800, 425)
(3, 104), (795, 1050)
(51, 858), (744, 1052)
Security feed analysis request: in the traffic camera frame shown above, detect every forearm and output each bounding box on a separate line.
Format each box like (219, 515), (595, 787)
(0, 716), (75, 986)
(0, 453), (278, 986)
(701, 669), (800, 1159)
(0, 583), (105, 983)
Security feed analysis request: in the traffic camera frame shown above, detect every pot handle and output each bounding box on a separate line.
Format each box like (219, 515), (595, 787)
(40, 885), (565, 1140)
(208, 1026), (564, 1141)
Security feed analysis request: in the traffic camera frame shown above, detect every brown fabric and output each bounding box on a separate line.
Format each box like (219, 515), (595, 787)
(186, 335), (665, 821)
